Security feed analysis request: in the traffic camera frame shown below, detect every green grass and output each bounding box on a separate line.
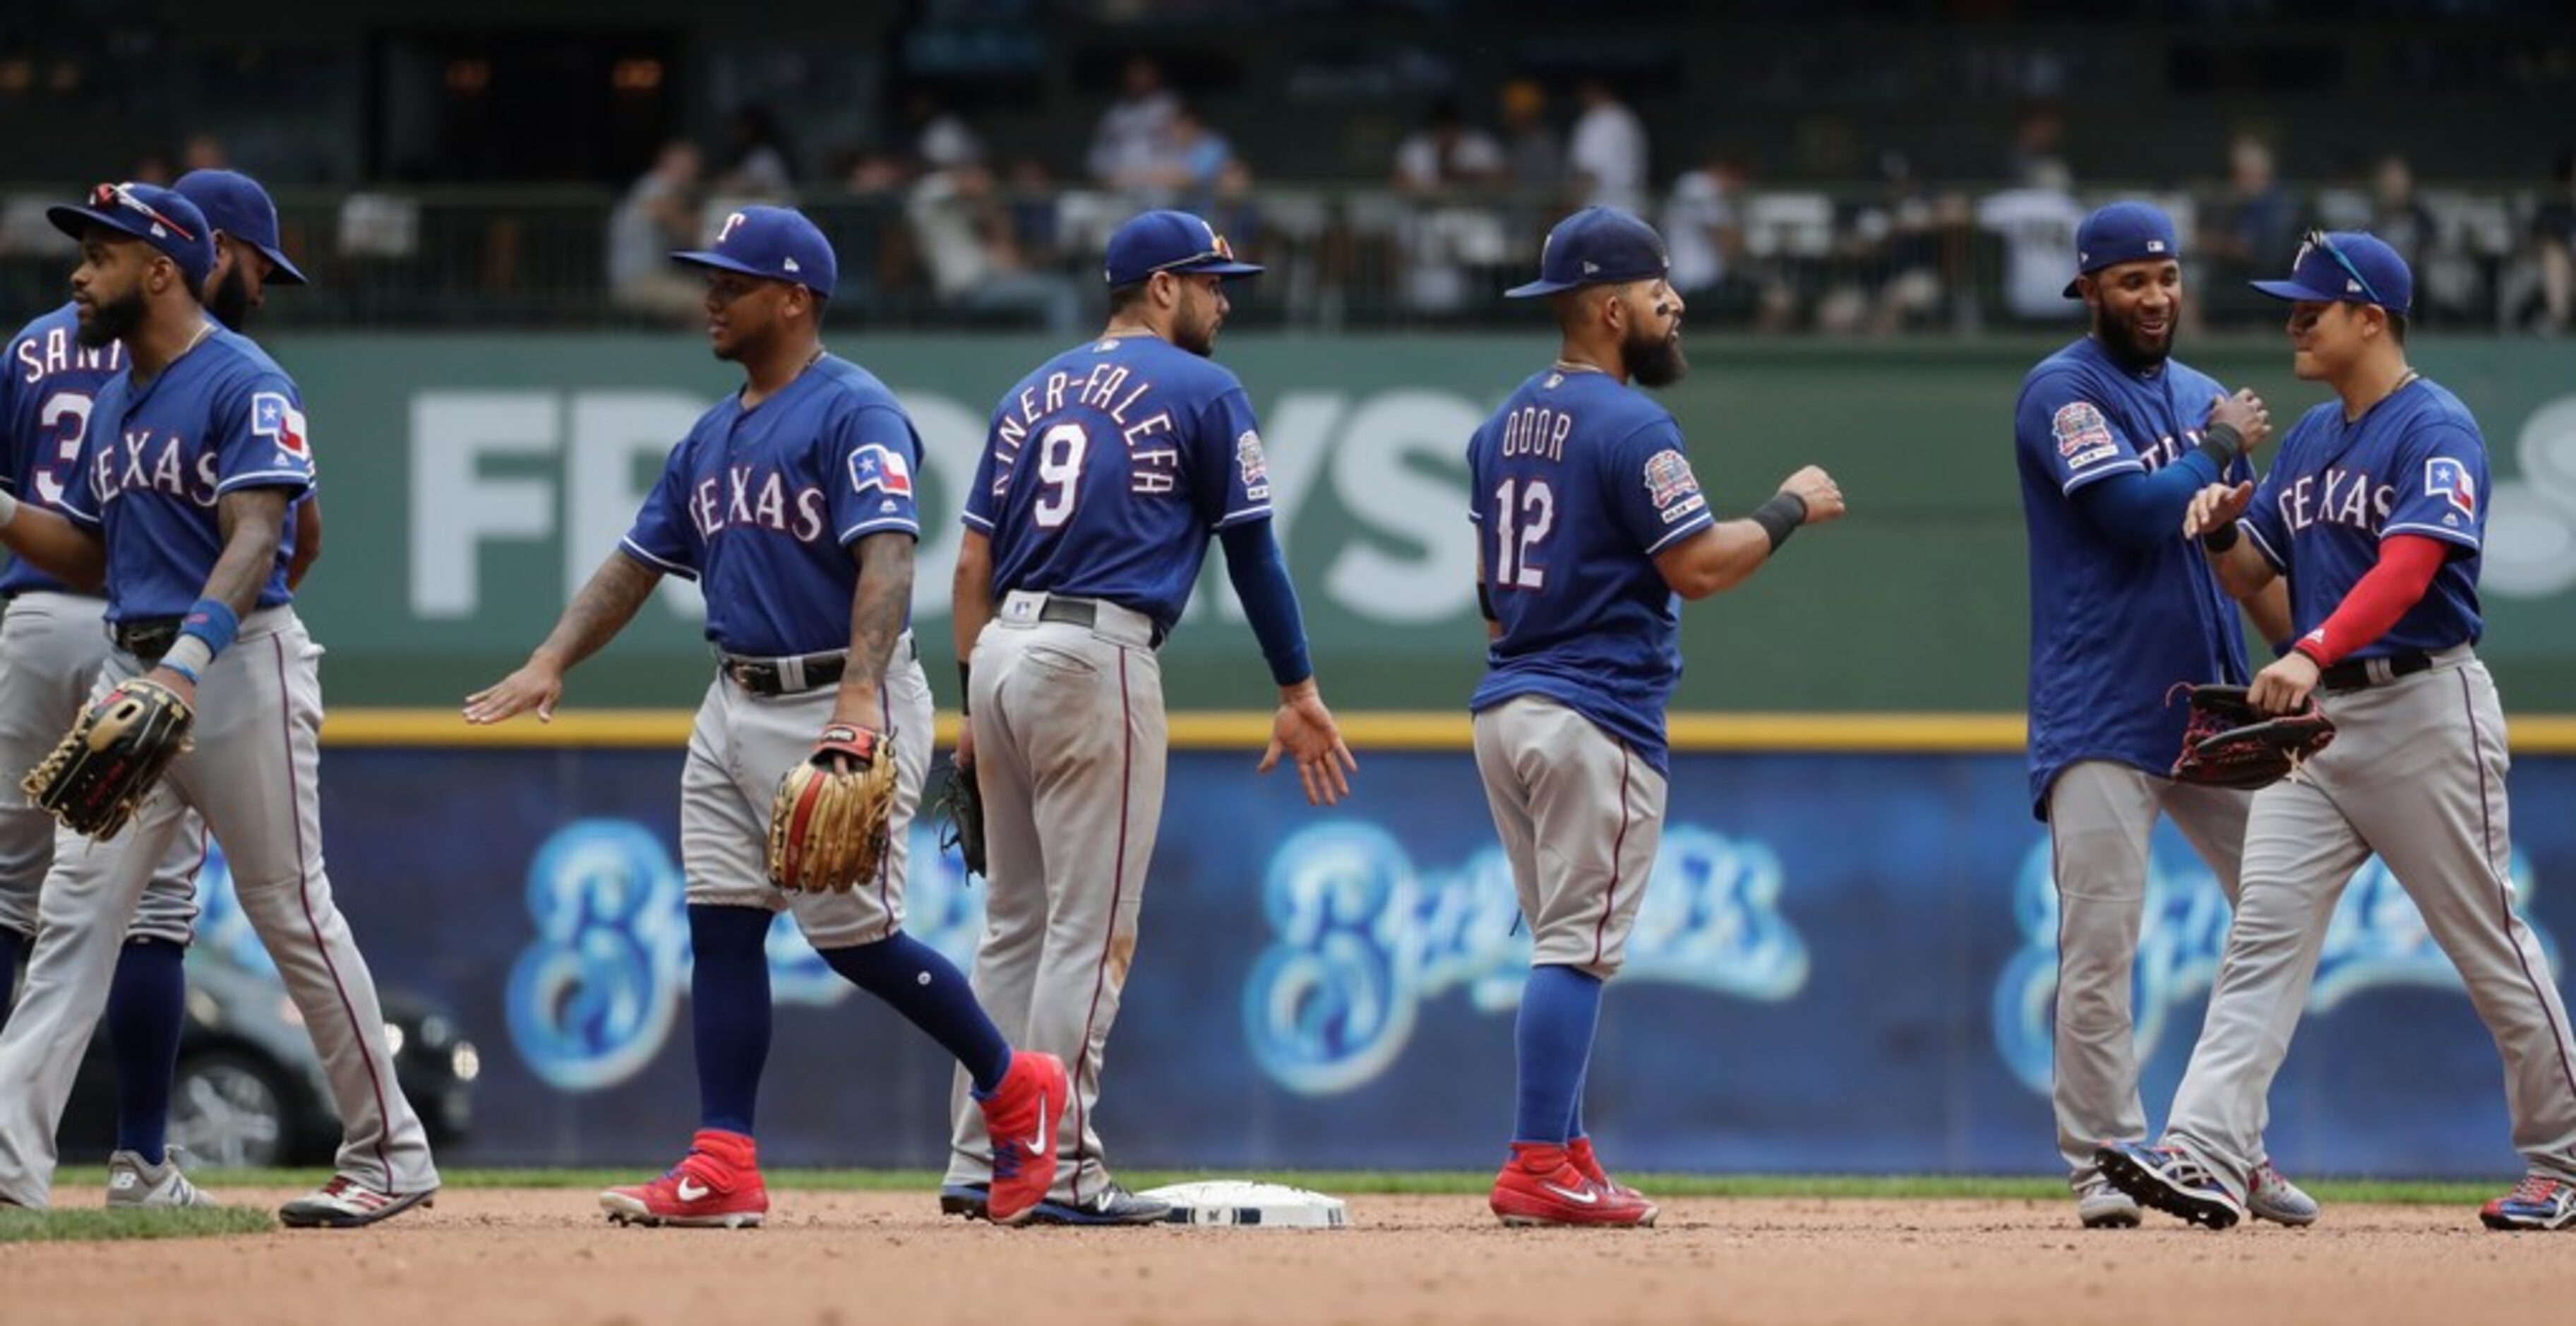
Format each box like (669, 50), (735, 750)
(0, 1205), (272, 1243)
(172, 1168), (2504, 1207)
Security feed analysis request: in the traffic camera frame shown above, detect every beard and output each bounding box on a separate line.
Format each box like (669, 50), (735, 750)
(1626, 323), (1687, 388)
(1173, 303), (1217, 358)
(2094, 306), (2174, 371)
(205, 265), (254, 332)
(78, 287), (146, 349)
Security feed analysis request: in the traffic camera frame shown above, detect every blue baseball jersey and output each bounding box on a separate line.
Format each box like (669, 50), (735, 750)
(1466, 367), (1715, 776)
(0, 302), (124, 596)
(2241, 377), (2486, 655)
(57, 326), (311, 621)
(621, 355), (923, 658)
(964, 333), (1271, 632)
(2017, 337), (2256, 817)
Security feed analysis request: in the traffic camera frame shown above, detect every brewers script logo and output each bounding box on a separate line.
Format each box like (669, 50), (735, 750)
(1242, 820), (1809, 1096)
(1991, 832), (2554, 1096)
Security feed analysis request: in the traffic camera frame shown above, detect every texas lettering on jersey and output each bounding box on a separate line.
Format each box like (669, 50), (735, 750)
(687, 464), (831, 543)
(88, 426), (223, 509)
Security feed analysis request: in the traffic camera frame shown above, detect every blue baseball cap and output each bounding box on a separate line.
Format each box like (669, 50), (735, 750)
(47, 182), (216, 290)
(2062, 201), (2181, 298)
(671, 205), (837, 299)
(1103, 210), (1264, 287)
(174, 169), (308, 286)
(1505, 207), (1671, 299)
(2251, 230), (2414, 316)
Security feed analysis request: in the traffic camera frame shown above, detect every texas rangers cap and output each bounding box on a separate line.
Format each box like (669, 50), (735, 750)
(2251, 229), (2414, 316)
(1103, 210), (1264, 287)
(1505, 207), (1671, 299)
(47, 181), (216, 289)
(174, 169), (308, 285)
(2062, 201), (2180, 298)
(671, 205), (838, 299)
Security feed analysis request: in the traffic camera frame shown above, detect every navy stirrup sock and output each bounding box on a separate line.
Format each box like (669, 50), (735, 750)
(823, 933), (1012, 1094)
(1512, 964), (1605, 1147)
(109, 938), (188, 1161)
(688, 904), (777, 1137)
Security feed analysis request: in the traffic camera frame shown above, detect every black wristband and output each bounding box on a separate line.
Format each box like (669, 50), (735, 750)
(2196, 422), (2243, 470)
(1749, 491), (1807, 554)
(2199, 523), (2241, 554)
(957, 660), (972, 716)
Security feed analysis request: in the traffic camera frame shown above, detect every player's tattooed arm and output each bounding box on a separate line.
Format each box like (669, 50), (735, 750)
(203, 489), (292, 617)
(834, 531), (913, 731)
(462, 551), (662, 723)
(286, 494), (324, 590)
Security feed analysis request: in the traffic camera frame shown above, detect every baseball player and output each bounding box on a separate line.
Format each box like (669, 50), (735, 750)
(465, 205), (1069, 1229)
(0, 167), (321, 1211)
(0, 181), (437, 1226)
(938, 208), (1355, 1225)
(1470, 206), (1842, 1228)
(2100, 232), (2576, 1231)
(2015, 201), (2319, 1229)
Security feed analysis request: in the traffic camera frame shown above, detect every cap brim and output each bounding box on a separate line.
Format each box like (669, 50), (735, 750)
(47, 204), (129, 246)
(1504, 277), (1576, 299)
(1175, 258), (1266, 278)
(258, 242), (308, 286)
(2061, 277), (2083, 299)
(2250, 278), (2339, 303)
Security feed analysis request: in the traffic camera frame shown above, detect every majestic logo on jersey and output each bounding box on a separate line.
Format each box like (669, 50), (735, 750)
(1641, 448), (1706, 525)
(715, 211), (747, 244)
(251, 391), (308, 459)
(2427, 457), (2476, 518)
(848, 444), (913, 498)
(1245, 821), (1809, 1096)
(2052, 401), (2119, 469)
(1235, 429), (1270, 502)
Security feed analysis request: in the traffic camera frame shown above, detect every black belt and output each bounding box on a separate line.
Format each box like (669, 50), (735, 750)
(721, 637), (915, 697)
(2318, 650), (2435, 692)
(111, 617), (184, 663)
(1036, 597), (1166, 649)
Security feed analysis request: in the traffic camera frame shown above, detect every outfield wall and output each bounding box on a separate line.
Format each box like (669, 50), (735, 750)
(190, 738), (2576, 1178)
(277, 333), (2576, 713)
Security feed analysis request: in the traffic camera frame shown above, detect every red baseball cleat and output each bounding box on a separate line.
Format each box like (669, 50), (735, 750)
(600, 1128), (769, 1229)
(979, 1051), (1070, 1225)
(1490, 1142), (1658, 1227)
(1566, 1135), (1646, 1201)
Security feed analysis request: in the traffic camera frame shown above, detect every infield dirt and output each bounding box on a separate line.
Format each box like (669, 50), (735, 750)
(6, 1188), (2564, 1325)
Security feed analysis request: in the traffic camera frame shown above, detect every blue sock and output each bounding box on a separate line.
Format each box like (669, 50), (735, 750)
(822, 933), (1012, 1094)
(0, 927), (29, 1029)
(1566, 1061), (1590, 1143)
(1512, 964), (1605, 1147)
(109, 938), (188, 1161)
(688, 904), (775, 1137)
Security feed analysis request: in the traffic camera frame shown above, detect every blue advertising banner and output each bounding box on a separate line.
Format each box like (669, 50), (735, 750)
(212, 747), (2576, 1178)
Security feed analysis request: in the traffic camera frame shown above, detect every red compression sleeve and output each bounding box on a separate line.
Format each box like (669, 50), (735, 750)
(2291, 534), (2448, 667)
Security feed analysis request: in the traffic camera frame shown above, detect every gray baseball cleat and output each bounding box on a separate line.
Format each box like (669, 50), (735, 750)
(2095, 1140), (2245, 1230)
(1024, 1182), (1173, 1226)
(105, 1148), (217, 1209)
(2076, 1176), (2141, 1229)
(2247, 1161), (2320, 1226)
(278, 1175), (438, 1229)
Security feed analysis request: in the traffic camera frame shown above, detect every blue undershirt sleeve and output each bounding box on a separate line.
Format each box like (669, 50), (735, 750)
(1218, 518), (1314, 687)
(2071, 450), (2222, 550)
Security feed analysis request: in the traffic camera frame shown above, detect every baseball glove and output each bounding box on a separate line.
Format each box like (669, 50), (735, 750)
(2169, 683), (2336, 790)
(21, 676), (196, 839)
(766, 724), (897, 893)
(930, 760), (986, 879)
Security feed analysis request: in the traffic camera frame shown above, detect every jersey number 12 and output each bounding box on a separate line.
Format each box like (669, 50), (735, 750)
(1491, 477), (1554, 590)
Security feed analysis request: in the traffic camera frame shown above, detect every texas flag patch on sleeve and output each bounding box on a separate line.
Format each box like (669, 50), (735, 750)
(849, 443), (914, 497)
(251, 391), (310, 459)
(2426, 456), (2476, 516)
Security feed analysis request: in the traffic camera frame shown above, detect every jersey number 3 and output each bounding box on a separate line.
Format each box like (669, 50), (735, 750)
(1491, 477), (1554, 590)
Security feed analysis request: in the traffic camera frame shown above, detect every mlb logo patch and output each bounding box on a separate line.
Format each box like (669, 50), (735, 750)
(251, 391), (308, 458)
(1235, 429), (1269, 498)
(2052, 401), (2118, 470)
(2426, 457), (2476, 516)
(849, 444), (913, 498)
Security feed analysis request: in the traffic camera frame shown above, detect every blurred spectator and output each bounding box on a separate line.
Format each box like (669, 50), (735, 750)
(2198, 136), (2297, 325)
(128, 152), (174, 186)
(1662, 149), (1746, 297)
(1089, 54), (1181, 187)
(2004, 106), (2066, 190)
(182, 132), (227, 174)
(1975, 159), (2085, 323)
(716, 104), (797, 198)
(1392, 98), (1509, 313)
(906, 161), (1084, 333)
(908, 92), (986, 173)
(1816, 151), (1952, 336)
(2530, 147), (2576, 334)
(2369, 155), (2439, 269)
(1498, 79), (1562, 206)
(1566, 76), (1648, 212)
(1168, 103), (1237, 211)
(608, 141), (707, 320)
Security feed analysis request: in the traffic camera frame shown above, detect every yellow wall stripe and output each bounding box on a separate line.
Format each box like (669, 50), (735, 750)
(325, 709), (2576, 755)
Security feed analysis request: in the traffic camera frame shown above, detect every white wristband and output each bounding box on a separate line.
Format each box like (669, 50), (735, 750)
(162, 635), (217, 681)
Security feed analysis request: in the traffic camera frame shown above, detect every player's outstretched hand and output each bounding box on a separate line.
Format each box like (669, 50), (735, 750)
(2248, 650), (2323, 715)
(2207, 389), (2272, 451)
(1780, 465), (1847, 525)
(2183, 480), (2256, 539)
(1258, 679), (1358, 806)
(463, 657), (566, 724)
